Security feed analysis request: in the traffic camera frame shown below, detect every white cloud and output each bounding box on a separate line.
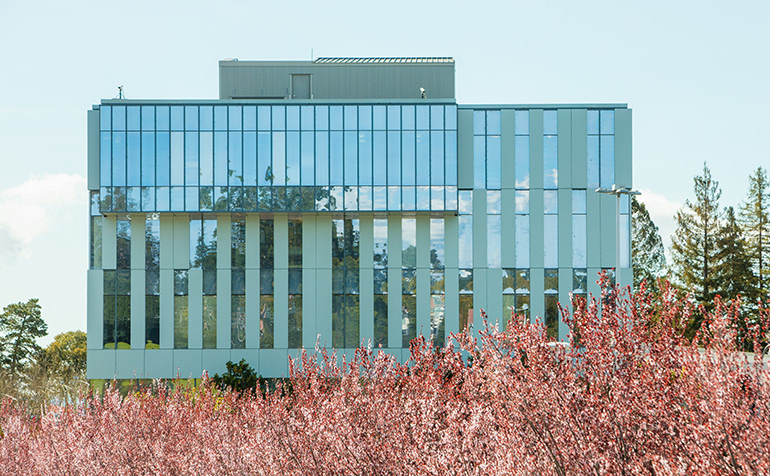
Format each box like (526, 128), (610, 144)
(0, 173), (87, 266)
(637, 188), (682, 254)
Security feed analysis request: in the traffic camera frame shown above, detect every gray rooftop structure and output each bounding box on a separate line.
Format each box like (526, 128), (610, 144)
(219, 57), (455, 101)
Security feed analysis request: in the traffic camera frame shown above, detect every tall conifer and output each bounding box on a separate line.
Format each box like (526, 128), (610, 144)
(738, 166), (770, 301)
(670, 163), (722, 332)
(631, 196), (667, 291)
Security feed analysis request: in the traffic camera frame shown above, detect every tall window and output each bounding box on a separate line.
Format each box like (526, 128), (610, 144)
(191, 217), (217, 349)
(174, 269), (188, 349)
(288, 218), (303, 348)
(373, 218), (388, 347)
(587, 109), (615, 189)
(487, 191), (502, 269)
(543, 110), (558, 189)
(503, 268), (530, 326)
(473, 110), (501, 189)
(545, 269), (559, 340)
(430, 219), (445, 346)
(401, 218), (416, 346)
(572, 190), (587, 268)
(332, 218), (360, 348)
(231, 216), (246, 349)
(145, 214), (160, 349)
(260, 219), (274, 349)
(458, 191), (473, 330)
(516, 191), (530, 268)
(514, 111), (530, 189)
(544, 191), (558, 268)
(104, 216), (131, 349)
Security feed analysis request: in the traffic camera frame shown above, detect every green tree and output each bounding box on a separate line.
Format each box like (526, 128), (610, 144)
(25, 330), (88, 408)
(41, 330), (87, 377)
(212, 359), (259, 395)
(0, 299), (48, 378)
(714, 207), (756, 304)
(631, 196), (667, 292)
(670, 163), (722, 333)
(739, 166), (770, 301)
(713, 207), (756, 349)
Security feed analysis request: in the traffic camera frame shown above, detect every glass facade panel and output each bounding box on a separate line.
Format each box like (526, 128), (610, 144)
(100, 102), (457, 213)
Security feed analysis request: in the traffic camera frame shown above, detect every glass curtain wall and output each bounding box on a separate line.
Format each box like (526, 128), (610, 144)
(98, 104), (458, 214)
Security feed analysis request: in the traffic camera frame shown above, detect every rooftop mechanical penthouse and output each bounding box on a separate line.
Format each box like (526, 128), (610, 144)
(86, 57), (632, 379)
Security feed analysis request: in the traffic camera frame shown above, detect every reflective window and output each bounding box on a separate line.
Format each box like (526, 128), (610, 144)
(587, 135), (599, 189)
(573, 268), (587, 294)
(516, 215), (529, 267)
(156, 133), (170, 186)
(573, 190), (587, 214)
(600, 135), (615, 188)
(543, 135), (558, 189)
(332, 219), (360, 348)
(515, 190), (529, 214)
(171, 106), (184, 131)
(588, 109), (616, 189)
(573, 214), (587, 268)
(515, 135), (529, 189)
(544, 269), (559, 340)
(286, 106), (299, 131)
(544, 190), (558, 214)
(127, 133), (140, 187)
(100, 105), (111, 130)
(200, 106), (213, 131)
(170, 132), (184, 186)
(373, 218), (388, 269)
(600, 110), (615, 134)
(174, 269), (188, 349)
(402, 218), (416, 269)
(474, 136), (486, 189)
(488, 214), (502, 268)
(112, 106), (126, 131)
(544, 215), (558, 268)
(458, 216), (473, 269)
(430, 219), (444, 269)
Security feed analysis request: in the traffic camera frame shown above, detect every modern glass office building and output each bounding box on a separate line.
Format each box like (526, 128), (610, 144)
(86, 58), (632, 379)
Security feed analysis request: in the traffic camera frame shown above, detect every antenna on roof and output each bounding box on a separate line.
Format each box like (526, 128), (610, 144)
(311, 48), (314, 61)
(115, 85), (125, 100)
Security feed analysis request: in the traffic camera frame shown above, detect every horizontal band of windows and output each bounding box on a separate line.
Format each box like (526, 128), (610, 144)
(100, 104), (459, 132)
(96, 186), (459, 213)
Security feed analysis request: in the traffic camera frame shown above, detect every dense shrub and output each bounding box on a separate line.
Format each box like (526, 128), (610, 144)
(1, 283), (768, 475)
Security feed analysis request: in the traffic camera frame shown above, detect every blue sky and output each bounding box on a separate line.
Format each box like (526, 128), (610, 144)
(1, 0), (768, 342)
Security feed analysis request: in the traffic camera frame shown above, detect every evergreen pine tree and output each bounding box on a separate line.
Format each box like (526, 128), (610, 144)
(631, 196), (667, 292)
(670, 163), (722, 333)
(0, 299), (48, 378)
(714, 207), (757, 349)
(714, 207), (756, 303)
(738, 166), (770, 302)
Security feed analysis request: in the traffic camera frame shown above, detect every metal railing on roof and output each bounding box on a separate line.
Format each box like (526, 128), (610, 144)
(313, 57), (454, 64)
